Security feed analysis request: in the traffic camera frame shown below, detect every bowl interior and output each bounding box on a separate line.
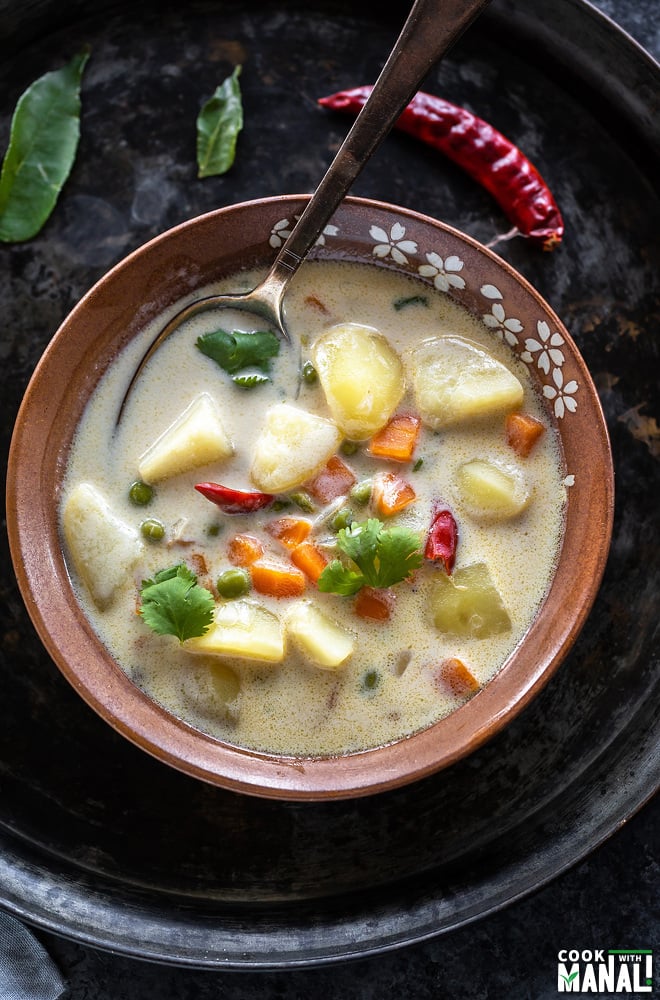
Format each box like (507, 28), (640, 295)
(6, 195), (614, 800)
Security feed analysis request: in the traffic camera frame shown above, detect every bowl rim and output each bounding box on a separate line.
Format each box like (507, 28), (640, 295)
(6, 194), (615, 800)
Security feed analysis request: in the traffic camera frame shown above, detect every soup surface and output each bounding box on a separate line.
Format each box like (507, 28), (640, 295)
(61, 259), (566, 757)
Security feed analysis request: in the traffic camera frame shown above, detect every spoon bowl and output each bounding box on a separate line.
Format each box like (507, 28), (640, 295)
(117, 0), (491, 420)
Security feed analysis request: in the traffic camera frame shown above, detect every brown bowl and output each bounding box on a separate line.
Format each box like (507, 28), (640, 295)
(6, 195), (614, 800)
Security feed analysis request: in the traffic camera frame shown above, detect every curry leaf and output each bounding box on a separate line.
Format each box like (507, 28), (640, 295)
(196, 65), (243, 178)
(196, 327), (280, 374)
(0, 49), (89, 243)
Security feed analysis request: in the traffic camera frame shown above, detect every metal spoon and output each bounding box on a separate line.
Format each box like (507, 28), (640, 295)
(118, 0), (491, 421)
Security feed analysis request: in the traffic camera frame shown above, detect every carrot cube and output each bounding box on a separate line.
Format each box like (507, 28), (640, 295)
(436, 657), (480, 697)
(367, 413), (421, 462)
(250, 560), (306, 598)
(505, 412), (546, 457)
(305, 455), (356, 503)
(227, 533), (265, 566)
(354, 586), (395, 621)
(372, 471), (416, 517)
(290, 541), (328, 583)
(265, 517), (312, 550)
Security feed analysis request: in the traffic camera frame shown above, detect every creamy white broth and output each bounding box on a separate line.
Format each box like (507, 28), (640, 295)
(61, 259), (566, 757)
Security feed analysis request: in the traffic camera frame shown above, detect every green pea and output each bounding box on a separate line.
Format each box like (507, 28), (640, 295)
(290, 491), (315, 513)
(129, 480), (153, 505)
(412, 457), (424, 472)
(140, 517), (165, 541)
(332, 507), (354, 532)
(207, 523), (222, 537)
(361, 669), (381, 693)
(340, 439), (359, 456)
(350, 479), (372, 506)
(216, 567), (250, 599)
(301, 361), (318, 384)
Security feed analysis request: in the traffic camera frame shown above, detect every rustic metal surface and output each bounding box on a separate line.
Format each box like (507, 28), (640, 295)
(0, 0), (658, 970)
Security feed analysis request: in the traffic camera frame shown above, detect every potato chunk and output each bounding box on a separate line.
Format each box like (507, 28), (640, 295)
(186, 600), (284, 663)
(431, 563), (511, 639)
(456, 459), (530, 520)
(138, 392), (233, 484)
(286, 601), (354, 669)
(181, 661), (241, 723)
(250, 402), (341, 493)
(312, 323), (404, 439)
(62, 482), (143, 610)
(412, 336), (523, 430)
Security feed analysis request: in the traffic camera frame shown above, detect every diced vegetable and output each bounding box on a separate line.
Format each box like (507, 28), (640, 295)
(62, 483), (143, 610)
(208, 661), (241, 703)
(435, 657), (480, 697)
(456, 458), (529, 520)
(354, 586), (395, 621)
(312, 322), (405, 438)
(227, 533), (265, 566)
(425, 505), (458, 573)
(186, 599), (284, 662)
(265, 517), (312, 550)
(505, 411), (546, 456)
(431, 562), (511, 638)
(138, 393), (233, 484)
(286, 601), (354, 668)
(412, 336), (523, 430)
(250, 559), (307, 598)
(372, 471), (416, 517)
(290, 541), (328, 583)
(181, 660), (241, 721)
(250, 402), (341, 492)
(367, 413), (421, 462)
(305, 454), (356, 503)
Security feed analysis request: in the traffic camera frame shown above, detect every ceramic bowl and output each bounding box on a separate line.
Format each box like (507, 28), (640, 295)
(6, 195), (614, 800)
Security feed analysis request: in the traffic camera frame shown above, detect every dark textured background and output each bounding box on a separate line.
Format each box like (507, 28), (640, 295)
(0, 0), (658, 995)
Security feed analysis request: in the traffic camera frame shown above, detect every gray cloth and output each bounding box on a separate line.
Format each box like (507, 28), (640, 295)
(0, 912), (66, 1000)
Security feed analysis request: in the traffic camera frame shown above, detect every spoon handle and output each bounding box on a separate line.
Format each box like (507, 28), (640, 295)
(267, 0), (491, 285)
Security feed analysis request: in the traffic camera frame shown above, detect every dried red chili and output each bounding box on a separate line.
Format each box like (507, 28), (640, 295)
(194, 482), (274, 514)
(318, 87), (564, 251)
(425, 505), (458, 574)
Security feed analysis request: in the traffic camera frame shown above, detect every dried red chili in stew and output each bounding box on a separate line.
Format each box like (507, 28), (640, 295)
(318, 86), (564, 251)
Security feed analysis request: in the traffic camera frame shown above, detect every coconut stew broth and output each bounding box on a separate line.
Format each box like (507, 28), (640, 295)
(60, 260), (566, 757)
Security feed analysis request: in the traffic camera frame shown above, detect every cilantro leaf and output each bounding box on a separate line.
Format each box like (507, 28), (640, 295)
(318, 518), (423, 596)
(316, 560), (365, 596)
(139, 563), (215, 642)
(196, 328), (280, 375)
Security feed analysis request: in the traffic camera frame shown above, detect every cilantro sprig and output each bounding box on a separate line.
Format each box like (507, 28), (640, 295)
(196, 327), (280, 388)
(318, 518), (423, 596)
(139, 564), (215, 642)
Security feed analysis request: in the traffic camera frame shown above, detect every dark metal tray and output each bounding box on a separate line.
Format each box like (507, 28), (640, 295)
(1, 0), (658, 969)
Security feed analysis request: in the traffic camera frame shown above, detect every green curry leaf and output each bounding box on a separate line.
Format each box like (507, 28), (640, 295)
(196, 65), (243, 178)
(0, 49), (89, 243)
(196, 327), (280, 374)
